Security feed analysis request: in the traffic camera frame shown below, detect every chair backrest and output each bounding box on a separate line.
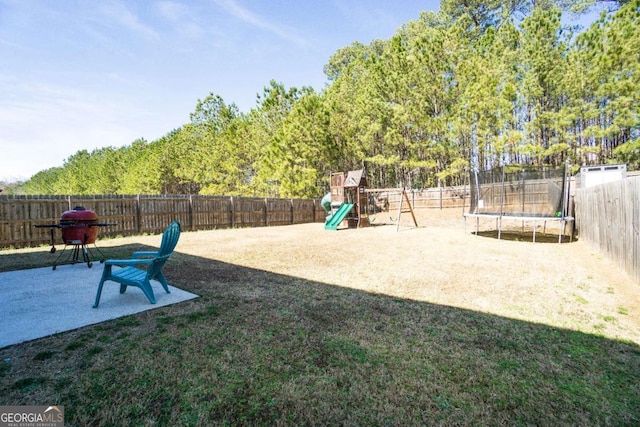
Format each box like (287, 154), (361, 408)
(147, 221), (181, 279)
(158, 221), (181, 257)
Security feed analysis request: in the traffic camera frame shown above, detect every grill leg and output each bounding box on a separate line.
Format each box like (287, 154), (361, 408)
(72, 245), (80, 264)
(88, 243), (108, 263)
(81, 244), (92, 268)
(52, 244), (73, 270)
(49, 228), (57, 253)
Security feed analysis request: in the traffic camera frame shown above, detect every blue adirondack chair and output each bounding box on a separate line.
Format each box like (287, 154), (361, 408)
(93, 221), (181, 307)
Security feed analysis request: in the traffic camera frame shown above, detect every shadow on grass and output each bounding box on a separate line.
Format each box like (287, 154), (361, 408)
(473, 229), (577, 243)
(0, 246), (638, 426)
(0, 242), (151, 273)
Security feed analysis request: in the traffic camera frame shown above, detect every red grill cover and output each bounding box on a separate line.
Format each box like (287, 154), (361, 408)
(59, 206), (99, 244)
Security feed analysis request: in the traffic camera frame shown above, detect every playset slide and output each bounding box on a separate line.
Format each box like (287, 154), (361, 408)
(324, 203), (354, 230)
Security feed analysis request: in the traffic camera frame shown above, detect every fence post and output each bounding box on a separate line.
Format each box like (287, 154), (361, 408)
(136, 195), (142, 233)
(264, 198), (268, 226)
(189, 194), (194, 231)
(230, 196), (235, 228)
(290, 199), (294, 225)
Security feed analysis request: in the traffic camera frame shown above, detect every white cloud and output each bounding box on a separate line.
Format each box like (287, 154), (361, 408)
(156, 1), (205, 38)
(98, 0), (160, 41)
(0, 37), (21, 49)
(211, 0), (308, 47)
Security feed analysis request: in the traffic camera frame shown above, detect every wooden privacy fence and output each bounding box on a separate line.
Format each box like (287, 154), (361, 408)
(575, 176), (640, 282)
(0, 195), (325, 249)
(366, 186), (467, 212)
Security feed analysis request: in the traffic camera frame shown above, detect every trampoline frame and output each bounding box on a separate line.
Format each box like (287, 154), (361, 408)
(463, 165), (574, 243)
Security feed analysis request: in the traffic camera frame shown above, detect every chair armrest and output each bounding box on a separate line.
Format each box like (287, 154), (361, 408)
(104, 258), (154, 267)
(131, 251), (160, 258)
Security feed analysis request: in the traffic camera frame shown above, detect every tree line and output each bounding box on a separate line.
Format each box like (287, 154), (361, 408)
(14, 0), (639, 198)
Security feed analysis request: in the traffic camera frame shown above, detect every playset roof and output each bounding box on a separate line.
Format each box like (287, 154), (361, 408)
(344, 169), (366, 188)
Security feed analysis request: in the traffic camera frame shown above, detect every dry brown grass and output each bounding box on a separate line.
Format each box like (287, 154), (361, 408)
(160, 208), (639, 344)
(1, 208), (639, 425)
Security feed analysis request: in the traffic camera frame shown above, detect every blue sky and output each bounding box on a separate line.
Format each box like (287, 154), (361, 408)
(0, 0), (441, 181)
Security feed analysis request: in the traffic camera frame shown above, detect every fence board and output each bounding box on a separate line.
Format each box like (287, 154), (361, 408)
(369, 186), (467, 211)
(191, 196), (233, 230)
(293, 199), (316, 224)
(267, 199), (292, 226)
(575, 176), (640, 282)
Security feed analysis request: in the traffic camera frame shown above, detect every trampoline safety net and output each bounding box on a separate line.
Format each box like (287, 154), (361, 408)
(469, 165), (568, 217)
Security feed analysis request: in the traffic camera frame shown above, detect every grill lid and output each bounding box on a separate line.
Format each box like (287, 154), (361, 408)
(60, 206), (98, 224)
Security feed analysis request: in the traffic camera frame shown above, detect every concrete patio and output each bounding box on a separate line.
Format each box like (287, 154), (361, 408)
(0, 263), (198, 348)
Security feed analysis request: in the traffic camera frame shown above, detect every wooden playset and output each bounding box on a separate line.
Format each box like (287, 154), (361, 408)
(324, 170), (369, 230)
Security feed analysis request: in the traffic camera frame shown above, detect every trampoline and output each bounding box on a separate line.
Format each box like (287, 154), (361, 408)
(464, 165), (574, 243)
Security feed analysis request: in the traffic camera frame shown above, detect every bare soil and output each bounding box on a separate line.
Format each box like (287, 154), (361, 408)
(91, 207), (640, 345)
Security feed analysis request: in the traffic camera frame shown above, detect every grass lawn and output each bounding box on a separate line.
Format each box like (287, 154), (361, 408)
(1, 209), (639, 426)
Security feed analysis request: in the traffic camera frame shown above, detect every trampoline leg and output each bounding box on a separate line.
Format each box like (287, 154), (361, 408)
(533, 220), (536, 243)
(558, 221), (562, 243)
(570, 221), (574, 242)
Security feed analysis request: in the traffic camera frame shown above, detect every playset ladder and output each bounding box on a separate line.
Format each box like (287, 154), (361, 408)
(396, 190), (418, 231)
